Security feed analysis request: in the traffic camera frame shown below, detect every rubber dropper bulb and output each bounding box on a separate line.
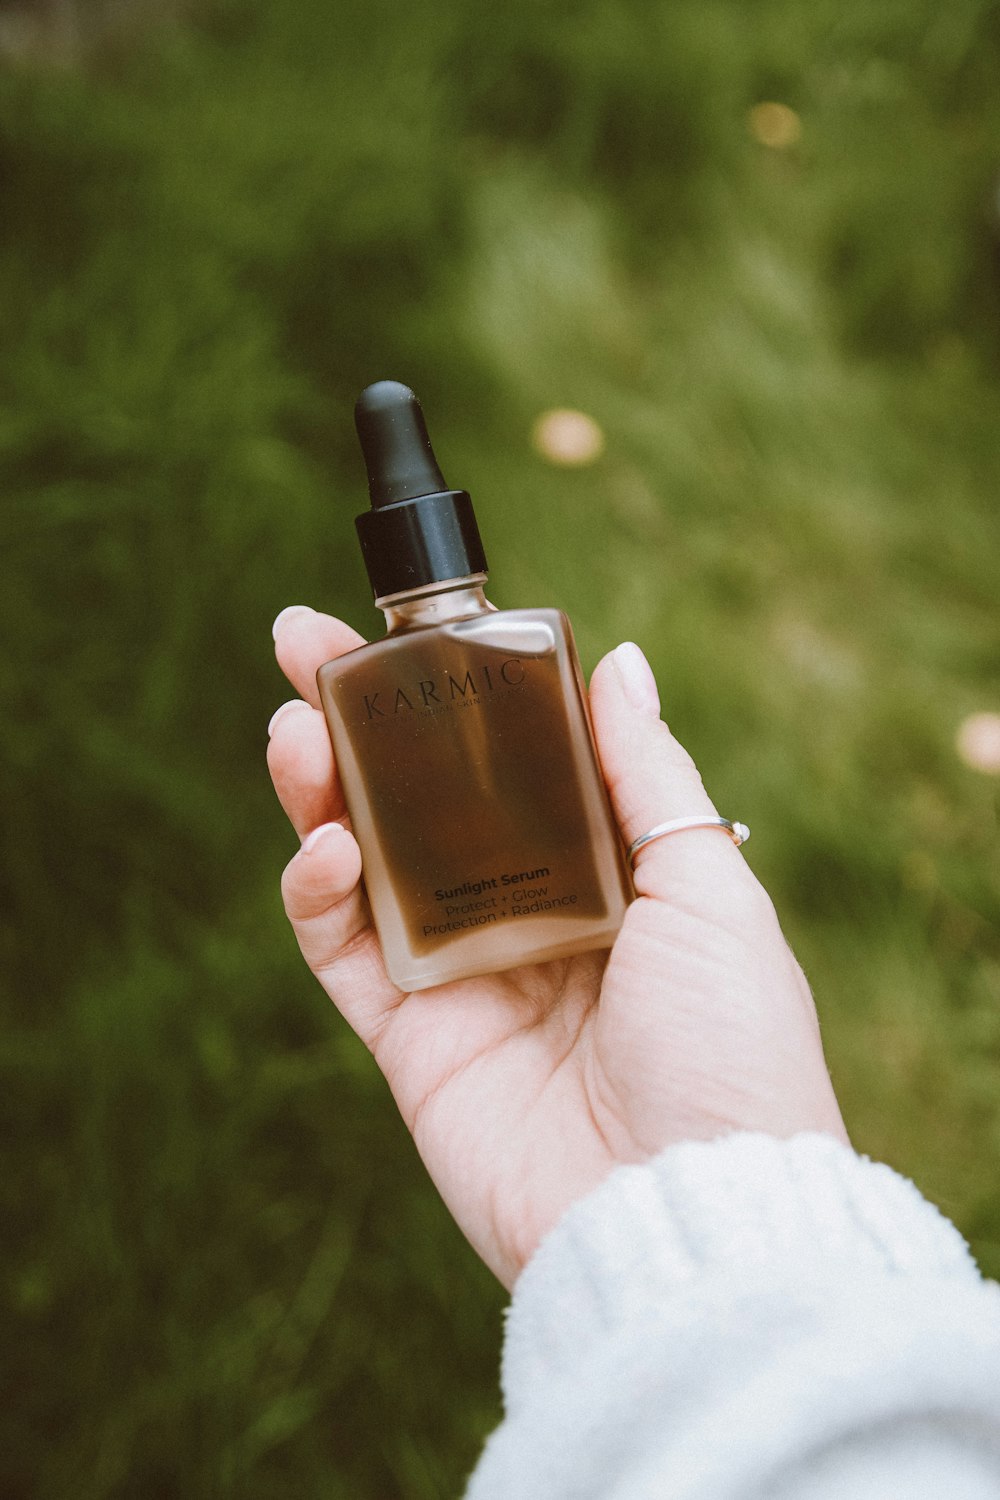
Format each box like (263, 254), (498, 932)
(351, 379), (487, 598)
(354, 381), (448, 508)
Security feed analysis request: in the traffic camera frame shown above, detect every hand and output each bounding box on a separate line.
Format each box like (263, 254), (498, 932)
(268, 608), (849, 1289)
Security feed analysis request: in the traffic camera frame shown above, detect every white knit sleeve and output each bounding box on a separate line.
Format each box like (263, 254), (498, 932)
(464, 1132), (1000, 1500)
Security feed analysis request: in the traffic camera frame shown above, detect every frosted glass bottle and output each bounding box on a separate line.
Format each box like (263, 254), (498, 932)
(315, 379), (632, 991)
(318, 576), (632, 991)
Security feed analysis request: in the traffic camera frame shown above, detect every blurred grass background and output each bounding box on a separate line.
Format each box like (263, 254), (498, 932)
(2, 0), (1000, 1493)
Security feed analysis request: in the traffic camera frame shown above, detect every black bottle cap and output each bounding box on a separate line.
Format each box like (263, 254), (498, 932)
(353, 381), (488, 599)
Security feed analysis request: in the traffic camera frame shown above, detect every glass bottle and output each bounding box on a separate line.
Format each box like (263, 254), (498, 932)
(317, 382), (632, 992)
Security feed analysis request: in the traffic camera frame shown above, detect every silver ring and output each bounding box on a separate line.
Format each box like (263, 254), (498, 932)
(628, 816), (750, 869)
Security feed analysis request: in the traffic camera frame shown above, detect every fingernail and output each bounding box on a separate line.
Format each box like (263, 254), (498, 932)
(301, 821), (345, 854)
(272, 605), (314, 640)
(267, 699), (311, 738)
(613, 642), (660, 716)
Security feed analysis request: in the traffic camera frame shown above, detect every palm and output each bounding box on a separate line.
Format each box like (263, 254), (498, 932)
(268, 608), (847, 1288)
(363, 948), (609, 1287)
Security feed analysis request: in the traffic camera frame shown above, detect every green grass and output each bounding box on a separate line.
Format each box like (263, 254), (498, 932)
(2, 0), (999, 1493)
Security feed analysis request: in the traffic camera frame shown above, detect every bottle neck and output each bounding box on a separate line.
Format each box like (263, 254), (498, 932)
(377, 573), (491, 633)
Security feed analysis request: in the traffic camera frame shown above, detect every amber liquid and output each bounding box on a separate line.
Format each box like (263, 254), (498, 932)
(318, 591), (632, 990)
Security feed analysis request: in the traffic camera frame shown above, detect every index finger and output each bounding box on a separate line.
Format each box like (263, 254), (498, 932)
(273, 606), (368, 706)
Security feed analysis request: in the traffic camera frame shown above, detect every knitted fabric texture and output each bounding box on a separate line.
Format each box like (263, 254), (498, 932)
(465, 1132), (1000, 1500)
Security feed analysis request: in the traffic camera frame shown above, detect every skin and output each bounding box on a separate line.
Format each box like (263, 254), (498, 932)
(268, 607), (849, 1291)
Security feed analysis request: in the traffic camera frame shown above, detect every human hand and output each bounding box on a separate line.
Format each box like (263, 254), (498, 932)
(268, 608), (849, 1290)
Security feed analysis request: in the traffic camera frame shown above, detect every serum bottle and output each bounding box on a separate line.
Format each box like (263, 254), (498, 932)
(317, 381), (633, 992)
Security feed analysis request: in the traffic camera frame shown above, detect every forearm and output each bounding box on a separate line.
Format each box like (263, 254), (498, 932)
(466, 1133), (1000, 1499)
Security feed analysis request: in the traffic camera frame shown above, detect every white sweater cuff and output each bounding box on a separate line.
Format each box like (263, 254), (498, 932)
(501, 1130), (979, 1412)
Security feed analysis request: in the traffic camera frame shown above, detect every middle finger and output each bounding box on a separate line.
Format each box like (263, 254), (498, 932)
(267, 699), (345, 838)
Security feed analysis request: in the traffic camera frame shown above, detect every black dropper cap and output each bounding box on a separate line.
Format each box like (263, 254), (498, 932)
(353, 381), (487, 599)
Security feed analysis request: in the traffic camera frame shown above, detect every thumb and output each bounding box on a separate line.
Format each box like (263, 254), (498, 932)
(590, 642), (753, 904)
